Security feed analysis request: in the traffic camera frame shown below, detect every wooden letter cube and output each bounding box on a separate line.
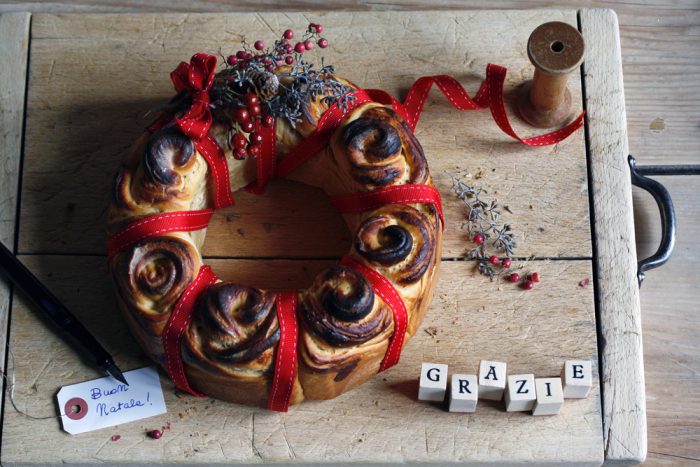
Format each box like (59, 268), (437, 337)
(478, 360), (507, 401)
(418, 363), (448, 402)
(532, 378), (564, 416)
(449, 374), (478, 413)
(561, 360), (592, 398)
(504, 374), (536, 412)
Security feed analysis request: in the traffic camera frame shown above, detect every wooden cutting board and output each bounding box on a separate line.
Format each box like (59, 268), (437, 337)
(0, 9), (644, 465)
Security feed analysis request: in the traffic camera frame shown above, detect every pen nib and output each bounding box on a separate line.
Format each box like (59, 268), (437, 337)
(106, 363), (129, 386)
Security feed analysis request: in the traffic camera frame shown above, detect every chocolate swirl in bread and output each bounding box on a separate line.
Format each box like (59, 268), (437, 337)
(299, 266), (394, 399)
(301, 266), (390, 347)
(354, 204), (436, 284)
(188, 283), (279, 367)
(113, 237), (199, 335)
(341, 107), (428, 189)
(143, 127), (196, 186)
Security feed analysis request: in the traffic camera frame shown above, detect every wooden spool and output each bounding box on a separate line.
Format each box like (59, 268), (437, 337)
(517, 21), (585, 128)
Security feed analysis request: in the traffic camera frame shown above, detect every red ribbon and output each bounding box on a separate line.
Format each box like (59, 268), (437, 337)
(330, 184), (444, 230)
(106, 209), (213, 257)
(274, 90), (374, 179)
(267, 291), (299, 412)
(340, 256), (408, 372)
(246, 117), (278, 194)
(162, 264), (218, 397)
(149, 53), (233, 209)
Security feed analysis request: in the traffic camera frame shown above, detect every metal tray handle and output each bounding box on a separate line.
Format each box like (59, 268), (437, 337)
(628, 155), (677, 286)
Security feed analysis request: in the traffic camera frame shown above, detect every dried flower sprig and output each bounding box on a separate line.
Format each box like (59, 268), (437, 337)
(448, 171), (521, 279)
(210, 22), (354, 128)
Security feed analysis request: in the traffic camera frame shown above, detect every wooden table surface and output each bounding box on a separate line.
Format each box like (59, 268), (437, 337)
(0, 1), (697, 465)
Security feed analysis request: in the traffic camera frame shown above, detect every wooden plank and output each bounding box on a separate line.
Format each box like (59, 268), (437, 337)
(632, 178), (700, 461)
(0, 9), (30, 425)
(18, 11), (591, 260)
(1, 255), (602, 465)
(579, 8), (646, 465)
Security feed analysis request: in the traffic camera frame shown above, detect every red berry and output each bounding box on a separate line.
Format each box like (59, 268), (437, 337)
(226, 55), (238, 66)
(147, 429), (162, 440)
(234, 108), (249, 123)
(111, 434), (121, 442)
(508, 273), (521, 283)
(308, 23), (316, 32)
(249, 103), (262, 117)
(473, 233), (485, 245)
(232, 132), (247, 149)
(489, 255), (500, 266)
(234, 147), (248, 160)
(254, 40), (265, 50)
(247, 143), (262, 156)
(244, 52), (253, 59)
(249, 132), (263, 144)
(315, 24), (324, 33)
(531, 272), (540, 283)
(236, 50), (246, 59)
(263, 115), (275, 127)
(304, 39), (314, 50)
(294, 42), (306, 53)
(523, 280), (535, 290)
(502, 258), (512, 268)
(284, 43), (293, 53)
(284, 55), (294, 65)
(317, 38), (329, 48)
(283, 29), (294, 40)
(241, 120), (255, 133)
(244, 93), (258, 107)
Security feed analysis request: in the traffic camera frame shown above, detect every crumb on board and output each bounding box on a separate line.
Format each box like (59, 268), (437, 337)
(424, 326), (438, 337)
(579, 278), (590, 288)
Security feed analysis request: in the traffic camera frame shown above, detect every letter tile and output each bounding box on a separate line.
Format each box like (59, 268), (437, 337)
(478, 360), (507, 401)
(561, 360), (592, 398)
(449, 374), (478, 413)
(418, 362), (448, 402)
(504, 374), (536, 412)
(532, 377), (564, 416)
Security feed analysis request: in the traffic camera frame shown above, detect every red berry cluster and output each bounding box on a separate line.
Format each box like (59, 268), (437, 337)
(508, 271), (541, 290)
(230, 92), (275, 160)
(225, 22), (329, 71)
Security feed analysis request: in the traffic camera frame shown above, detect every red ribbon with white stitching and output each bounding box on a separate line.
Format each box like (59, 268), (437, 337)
(340, 256), (408, 372)
(274, 89), (374, 179)
(267, 291), (299, 412)
(246, 117), (278, 194)
(149, 53), (233, 209)
(330, 184), (444, 230)
(364, 64), (584, 145)
(162, 264), (219, 397)
(107, 209), (213, 257)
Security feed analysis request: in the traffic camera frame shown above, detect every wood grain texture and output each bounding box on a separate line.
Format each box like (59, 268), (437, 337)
(0, 10), (30, 425)
(633, 178), (700, 463)
(17, 10), (590, 259)
(580, 9), (645, 466)
(3, 2), (696, 463)
(1, 255), (602, 465)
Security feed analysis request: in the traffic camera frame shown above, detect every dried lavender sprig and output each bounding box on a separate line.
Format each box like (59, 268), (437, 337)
(447, 170), (519, 279)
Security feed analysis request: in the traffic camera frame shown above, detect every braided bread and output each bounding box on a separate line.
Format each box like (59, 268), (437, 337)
(107, 56), (442, 408)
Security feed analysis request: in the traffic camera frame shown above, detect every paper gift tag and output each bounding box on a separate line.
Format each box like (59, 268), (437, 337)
(56, 366), (167, 435)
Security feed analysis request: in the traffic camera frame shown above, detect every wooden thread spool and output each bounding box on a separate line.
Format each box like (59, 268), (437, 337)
(517, 21), (585, 128)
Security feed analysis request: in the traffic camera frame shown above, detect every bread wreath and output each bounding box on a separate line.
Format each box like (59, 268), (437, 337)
(107, 46), (443, 409)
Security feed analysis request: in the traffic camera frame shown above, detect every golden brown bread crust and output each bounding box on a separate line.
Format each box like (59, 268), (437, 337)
(107, 68), (442, 407)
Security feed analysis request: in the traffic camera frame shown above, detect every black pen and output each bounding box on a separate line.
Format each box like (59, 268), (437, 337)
(0, 241), (128, 386)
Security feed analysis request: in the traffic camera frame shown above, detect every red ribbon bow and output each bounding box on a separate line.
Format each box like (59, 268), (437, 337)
(160, 53), (233, 208)
(170, 52), (217, 142)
